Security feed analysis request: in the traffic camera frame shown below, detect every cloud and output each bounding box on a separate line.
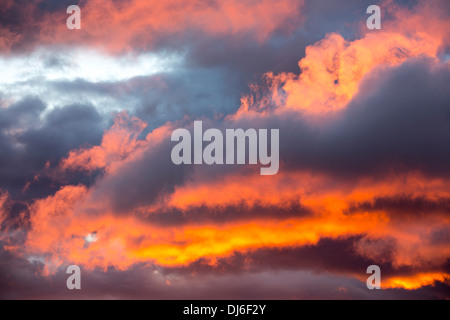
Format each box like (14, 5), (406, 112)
(234, 12), (447, 118)
(0, 191), (8, 230)
(1, 237), (449, 299)
(348, 196), (450, 219)
(8, 27), (449, 295)
(0, 98), (106, 200)
(278, 57), (450, 177)
(0, 0), (449, 299)
(0, 0), (305, 53)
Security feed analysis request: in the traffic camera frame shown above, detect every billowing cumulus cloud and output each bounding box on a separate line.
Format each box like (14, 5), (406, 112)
(0, 0), (449, 299)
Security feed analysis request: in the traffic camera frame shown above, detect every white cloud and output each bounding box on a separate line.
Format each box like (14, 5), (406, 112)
(0, 47), (183, 112)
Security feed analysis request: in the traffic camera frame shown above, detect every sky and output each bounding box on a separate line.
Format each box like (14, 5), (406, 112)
(0, 0), (449, 299)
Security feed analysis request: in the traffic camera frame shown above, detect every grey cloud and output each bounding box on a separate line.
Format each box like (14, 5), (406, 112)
(347, 196), (450, 219)
(1, 240), (448, 299)
(143, 201), (311, 226)
(48, 58), (450, 216)
(0, 99), (107, 201)
(90, 135), (190, 213)
(273, 57), (450, 178)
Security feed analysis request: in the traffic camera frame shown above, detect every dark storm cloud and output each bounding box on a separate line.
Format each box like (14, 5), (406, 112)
(302, 0), (381, 39)
(347, 196), (450, 218)
(1, 243), (448, 300)
(0, 0), (31, 30)
(318, 59), (450, 176)
(0, 0), (81, 52)
(80, 117), (276, 214)
(0, 96), (45, 129)
(133, 69), (243, 130)
(185, 29), (311, 77)
(0, 98), (107, 200)
(0, 245), (362, 299)
(270, 57), (450, 178)
(0, 0), (49, 52)
(37, 0), (81, 12)
(143, 200), (311, 226)
(0, 98), (43, 197)
(90, 135), (189, 213)
(430, 228), (450, 246)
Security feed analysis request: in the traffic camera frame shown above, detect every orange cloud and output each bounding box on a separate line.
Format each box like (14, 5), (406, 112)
(0, 191), (7, 229)
(19, 156), (450, 291)
(4, 106), (443, 291)
(384, 273), (450, 290)
(0, 0), (304, 53)
(234, 2), (447, 118)
(21, 182), (450, 290)
(164, 171), (450, 269)
(166, 170), (450, 212)
(61, 112), (148, 173)
(23, 183), (388, 268)
(4, 1), (448, 293)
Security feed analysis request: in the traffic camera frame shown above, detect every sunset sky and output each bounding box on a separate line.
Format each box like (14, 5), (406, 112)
(0, 0), (449, 299)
